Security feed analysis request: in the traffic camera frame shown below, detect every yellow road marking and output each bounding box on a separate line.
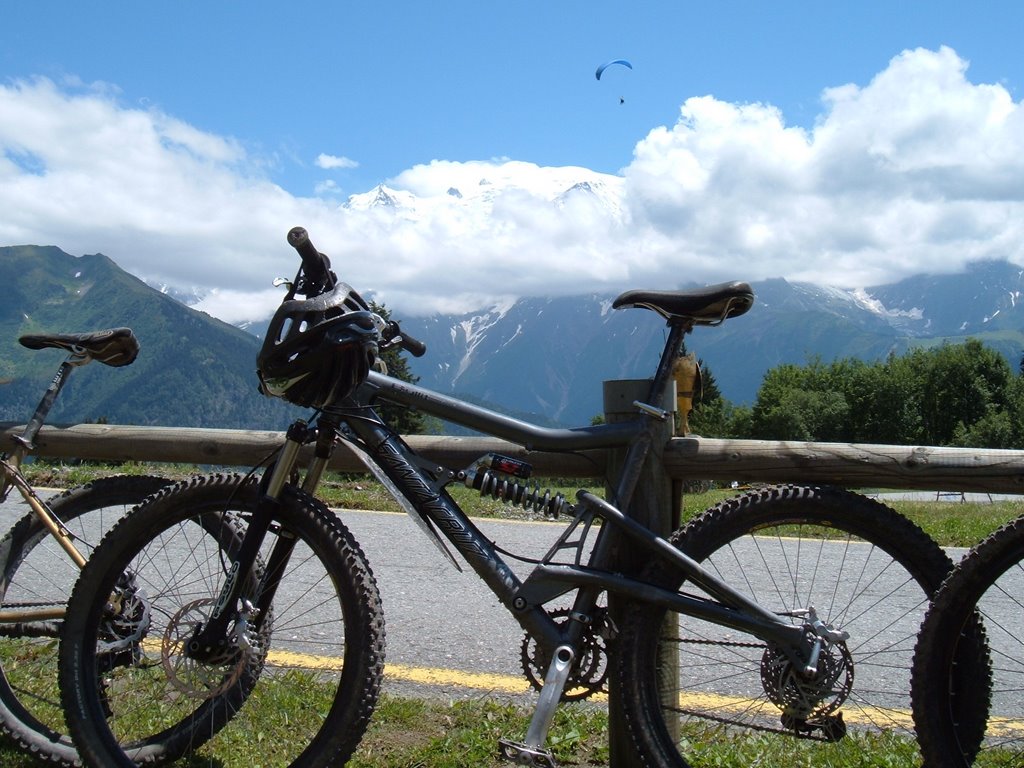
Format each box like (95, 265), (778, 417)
(262, 649), (920, 729)
(384, 663), (541, 696)
(151, 642), (1024, 737)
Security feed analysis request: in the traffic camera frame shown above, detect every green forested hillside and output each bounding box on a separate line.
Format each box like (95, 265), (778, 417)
(0, 245), (294, 429)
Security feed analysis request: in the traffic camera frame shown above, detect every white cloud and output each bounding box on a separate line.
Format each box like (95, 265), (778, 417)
(315, 153), (358, 170)
(193, 287), (288, 325)
(3, 47), (1024, 323)
(314, 179), (341, 196)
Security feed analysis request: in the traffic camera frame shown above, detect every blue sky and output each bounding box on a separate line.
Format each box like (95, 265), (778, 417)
(3, 2), (1024, 320)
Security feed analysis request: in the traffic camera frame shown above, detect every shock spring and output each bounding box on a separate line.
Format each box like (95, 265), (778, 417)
(471, 470), (569, 518)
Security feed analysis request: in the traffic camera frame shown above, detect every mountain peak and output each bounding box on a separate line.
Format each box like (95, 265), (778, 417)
(340, 168), (626, 222)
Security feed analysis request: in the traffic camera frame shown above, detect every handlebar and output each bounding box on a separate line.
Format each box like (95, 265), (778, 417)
(287, 226), (336, 294)
(286, 226), (427, 358)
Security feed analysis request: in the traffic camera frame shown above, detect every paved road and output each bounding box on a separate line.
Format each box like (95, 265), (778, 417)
(0, 491), (988, 714)
(337, 507), (568, 693)
(0, 493), (570, 698)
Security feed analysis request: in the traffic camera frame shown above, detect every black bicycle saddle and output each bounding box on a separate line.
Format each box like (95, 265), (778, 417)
(18, 327), (140, 367)
(612, 282), (754, 324)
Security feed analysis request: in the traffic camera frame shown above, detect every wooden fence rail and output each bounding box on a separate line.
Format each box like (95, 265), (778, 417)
(5, 421), (1024, 495)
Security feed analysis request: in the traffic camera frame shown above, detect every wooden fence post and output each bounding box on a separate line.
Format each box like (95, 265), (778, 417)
(603, 379), (681, 767)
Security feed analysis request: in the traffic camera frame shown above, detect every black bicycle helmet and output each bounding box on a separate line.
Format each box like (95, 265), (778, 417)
(257, 281), (380, 409)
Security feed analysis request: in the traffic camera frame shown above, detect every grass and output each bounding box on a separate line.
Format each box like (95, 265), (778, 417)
(351, 695), (609, 768)
(883, 497), (1022, 548)
(20, 461), (1023, 547)
(0, 674), (934, 768)
(0, 690), (939, 767)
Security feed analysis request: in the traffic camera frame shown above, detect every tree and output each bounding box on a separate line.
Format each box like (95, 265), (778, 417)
(369, 301), (427, 435)
(744, 340), (1019, 448)
(916, 340), (1012, 446)
(954, 372), (1024, 448)
(750, 361), (850, 441)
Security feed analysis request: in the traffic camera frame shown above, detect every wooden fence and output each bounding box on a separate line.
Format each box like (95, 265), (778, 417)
(5, 421), (1024, 494)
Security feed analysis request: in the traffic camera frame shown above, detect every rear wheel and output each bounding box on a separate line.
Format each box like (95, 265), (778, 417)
(912, 516), (1024, 767)
(59, 473), (385, 767)
(617, 484), (960, 767)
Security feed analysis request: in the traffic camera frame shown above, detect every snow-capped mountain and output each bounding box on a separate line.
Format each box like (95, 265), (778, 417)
(343, 165), (628, 224)
(148, 281), (208, 307)
(398, 260), (1024, 426)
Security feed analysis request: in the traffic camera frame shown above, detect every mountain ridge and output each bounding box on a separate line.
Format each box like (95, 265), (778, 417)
(0, 245), (293, 430)
(400, 259), (1024, 426)
(3, 244), (1024, 431)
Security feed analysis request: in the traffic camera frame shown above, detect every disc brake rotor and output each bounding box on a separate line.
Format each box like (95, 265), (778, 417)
(162, 599), (260, 699)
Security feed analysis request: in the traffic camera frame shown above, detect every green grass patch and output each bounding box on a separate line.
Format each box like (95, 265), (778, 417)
(350, 695), (609, 768)
(0, 691), (934, 767)
(19, 461), (1023, 547)
(885, 498), (1022, 548)
(21, 459), (195, 489)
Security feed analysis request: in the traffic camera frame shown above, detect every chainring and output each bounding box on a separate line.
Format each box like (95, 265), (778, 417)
(520, 608), (609, 701)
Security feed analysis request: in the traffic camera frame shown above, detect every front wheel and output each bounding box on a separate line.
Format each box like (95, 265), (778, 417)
(59, 473), (385, 767)
(616, 484), (957, 767)
(912, 515), (1024, 767)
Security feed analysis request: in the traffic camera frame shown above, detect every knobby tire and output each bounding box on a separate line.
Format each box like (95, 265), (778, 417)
(0, 474), (169, 765)
(58, 473), (385, 768)
(616, 484), (960, 768)
(912, 515), (1024, 767)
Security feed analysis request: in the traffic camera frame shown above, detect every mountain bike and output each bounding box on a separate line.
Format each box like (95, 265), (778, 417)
(57, 228), (960, 768)
(912, 514), (1024, 766)
(0, 328), (169, 765)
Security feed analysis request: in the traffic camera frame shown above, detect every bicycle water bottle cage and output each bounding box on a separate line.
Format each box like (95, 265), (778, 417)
(612, 281), (754, 325)
(18, 328), (140, 367)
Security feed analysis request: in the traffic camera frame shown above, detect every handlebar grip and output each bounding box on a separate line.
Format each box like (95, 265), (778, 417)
(384, 320), (427, 357)
(400, 331), (427, 358)
(287, 226), (333, 289)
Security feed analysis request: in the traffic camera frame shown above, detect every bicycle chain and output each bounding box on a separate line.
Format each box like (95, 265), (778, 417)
(675, 705), (837, 742)
(677, 636), (766, 649)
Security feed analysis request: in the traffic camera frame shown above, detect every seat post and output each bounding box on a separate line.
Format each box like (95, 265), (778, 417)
(14, 358), (78, 452)
(643, 319), (691, 411)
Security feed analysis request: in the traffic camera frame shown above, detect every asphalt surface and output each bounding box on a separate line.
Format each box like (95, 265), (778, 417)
(0, 493), (570, 700)
(0, 490), (1002, 711)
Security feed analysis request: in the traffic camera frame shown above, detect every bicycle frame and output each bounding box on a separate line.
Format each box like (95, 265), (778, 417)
(343, 368), (807, 656)
(0, 353), (95, 625)
(328, 323), (819, 759)
(201, 319), (809, 673)
(171, 254), (821, 760)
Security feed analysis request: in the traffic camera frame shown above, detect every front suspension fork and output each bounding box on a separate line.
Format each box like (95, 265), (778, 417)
(188, 419), (325, 660)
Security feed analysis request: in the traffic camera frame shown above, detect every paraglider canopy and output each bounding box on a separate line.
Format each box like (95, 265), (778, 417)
(595, 59), (632, 81)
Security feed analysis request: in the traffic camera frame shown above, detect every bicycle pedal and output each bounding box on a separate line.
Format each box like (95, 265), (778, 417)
(497, 738), (557, 767)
